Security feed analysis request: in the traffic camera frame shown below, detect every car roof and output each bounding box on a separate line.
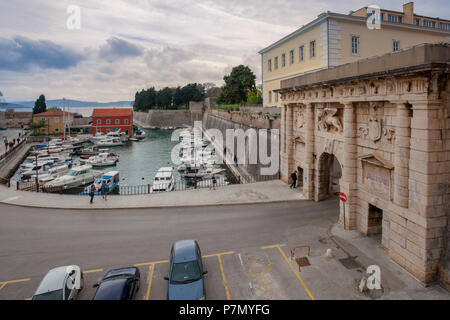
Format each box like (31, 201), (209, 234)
(173, 240), (198, 263)
(34, 266), (69, 295)
(93, 278), (129, 300)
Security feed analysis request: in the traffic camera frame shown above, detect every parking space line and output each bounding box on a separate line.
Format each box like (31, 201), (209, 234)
(261, 244), (315, 300)
(0, 278), (30, 293)
(217, 255), (231, 300)
(83, 268), (103, 274)
(134, 260), (169, 267)
(203, 251), (234, 259)
(145, 265), (155, 300)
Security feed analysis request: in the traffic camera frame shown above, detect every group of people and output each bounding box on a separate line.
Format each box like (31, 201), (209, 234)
(3, 133), (22, 153)
(89, 180), (110, 204)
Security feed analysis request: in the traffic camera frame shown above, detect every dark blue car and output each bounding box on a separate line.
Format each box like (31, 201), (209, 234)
(93, 267), (140, 300)
(165, 240), (208, 300)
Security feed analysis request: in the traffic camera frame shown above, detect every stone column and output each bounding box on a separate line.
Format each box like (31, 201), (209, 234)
(280, 105), (288, 183)
(303, 103), (315, 200)
(393, 102), (411, 208)
(285, 105), (294, 178)
(341, 101), (357, 229)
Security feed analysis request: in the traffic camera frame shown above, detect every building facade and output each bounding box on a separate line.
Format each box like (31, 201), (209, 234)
(259, 2), (450, 108)
(92, 108), (133, 135)
(32, 110), (74, 135)
(0, 109), (32, 128)
(278, 43), (449, 288)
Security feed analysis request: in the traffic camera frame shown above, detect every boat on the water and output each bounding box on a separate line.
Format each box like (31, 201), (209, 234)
(94, 137), (123, 147)
(151, 167), (175, 193)
(29, 164), (71, 183)
(43, 165), (102, 191)
(83, 152), (119, 167)
(80, 171), (120, 195)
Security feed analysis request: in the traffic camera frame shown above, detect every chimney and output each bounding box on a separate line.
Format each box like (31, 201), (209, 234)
(403, 2), (414, 24)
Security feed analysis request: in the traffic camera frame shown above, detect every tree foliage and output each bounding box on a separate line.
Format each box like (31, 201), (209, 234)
(217, 65), (256, 105)
(133, 83), (205, 112)
(33, 94), (47, 114)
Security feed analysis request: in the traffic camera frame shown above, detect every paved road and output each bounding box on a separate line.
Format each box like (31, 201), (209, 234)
(1, 129), (23, 151)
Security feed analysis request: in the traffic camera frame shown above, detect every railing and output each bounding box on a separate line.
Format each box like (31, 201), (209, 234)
(0, 137), (27, 162)
(13, 173), (281, 196)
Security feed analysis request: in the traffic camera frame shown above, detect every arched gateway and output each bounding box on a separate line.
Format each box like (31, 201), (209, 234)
(277, 43), (450, 287)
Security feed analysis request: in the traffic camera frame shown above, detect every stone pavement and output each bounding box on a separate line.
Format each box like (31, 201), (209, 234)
(0, 180), (305, 210)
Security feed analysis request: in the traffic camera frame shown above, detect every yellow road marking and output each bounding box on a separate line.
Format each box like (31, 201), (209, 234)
(0, 278), (30, 286)
(83, 269), (103, 274)
(145, 265), (155, 300)
(261, 244), (315, 300)
(0, 283), (6, 292)
(217, 255), (231, 300)
(203, 251), (235, 259)
(25, 297), (31, 300)
(134, 260), (169, 267)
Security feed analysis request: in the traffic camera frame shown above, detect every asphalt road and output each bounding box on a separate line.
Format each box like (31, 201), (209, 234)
(0, 199), (342, 300)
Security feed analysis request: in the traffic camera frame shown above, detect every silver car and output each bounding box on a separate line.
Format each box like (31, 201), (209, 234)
(32, 265), (84, 300)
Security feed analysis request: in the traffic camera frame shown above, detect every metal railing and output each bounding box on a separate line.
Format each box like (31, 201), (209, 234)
(0, 137), (27, 162)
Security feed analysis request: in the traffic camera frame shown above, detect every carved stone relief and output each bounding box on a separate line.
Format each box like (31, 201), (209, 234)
(317, 108), (343, 133)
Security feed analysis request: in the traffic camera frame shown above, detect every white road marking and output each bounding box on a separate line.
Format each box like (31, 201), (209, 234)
(238, 253), (244, 268)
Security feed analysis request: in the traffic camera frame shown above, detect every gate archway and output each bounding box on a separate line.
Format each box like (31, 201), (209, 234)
(316, 152), (342, 201)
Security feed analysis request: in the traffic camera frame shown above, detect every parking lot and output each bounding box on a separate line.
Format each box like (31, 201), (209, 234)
(0, 243), (322, 300)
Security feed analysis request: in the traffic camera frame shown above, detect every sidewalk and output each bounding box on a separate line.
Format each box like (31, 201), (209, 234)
(329, 223), (450, 299)
(0, 180), (305, 210)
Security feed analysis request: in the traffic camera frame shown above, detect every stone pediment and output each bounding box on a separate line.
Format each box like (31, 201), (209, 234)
(360, 153), (394, 170)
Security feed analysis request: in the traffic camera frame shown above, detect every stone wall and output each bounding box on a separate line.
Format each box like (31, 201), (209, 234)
(209, 109), (280, 130)
(133, 110), (202, 129)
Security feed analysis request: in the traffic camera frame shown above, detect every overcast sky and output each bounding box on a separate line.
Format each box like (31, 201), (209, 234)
(0, 0), (448, 102)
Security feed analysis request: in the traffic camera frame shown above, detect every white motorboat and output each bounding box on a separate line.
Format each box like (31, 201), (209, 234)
(84, 153), (119, 167)
(151, 167), (175, 193)
(44, 165), (102, 190)
(90, 132), (107, 143)
(133, 129), (146, 140)
(183, 165), (225, 179)
(30, 164), (70, 183)
(81, 171), (120, 195)
(106, 129), (128, 142)
(94, 137), (123, 147)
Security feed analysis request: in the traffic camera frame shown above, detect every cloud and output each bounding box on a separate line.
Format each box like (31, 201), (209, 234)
(0, 36), (85, 72)
(99, 37), (143, 61)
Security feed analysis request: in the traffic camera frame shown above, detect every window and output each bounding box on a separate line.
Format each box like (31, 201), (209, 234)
(351, 36), (360, 55)
(54, 117), (59, 123)
(106, 119), (111, 125)
(439, 22), (450, 30)
(299, 46), (304, 62)
(289, 50), (294, 65)
(380, 13), (384, 21)
(97, 119), (101, 125)
(393, 40), (400, 52)
(423, 20), (436, 28)
(275, 92), (278, 103)
(125, 119), (129, 124)
(415, 18), (420, 26)
(310, 41), (316, 58)
(387, 14), (402, 23)
(269, 91), (272, 103)
(268, 59), (272, 72)
(281, 53), (286, 67)
(274, 57), (278, 69)
(115, 119), (120, 124)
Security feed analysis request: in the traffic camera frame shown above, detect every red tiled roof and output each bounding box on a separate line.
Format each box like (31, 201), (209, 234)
(34, 110), (75, 117)
(92, 108), (133, 116)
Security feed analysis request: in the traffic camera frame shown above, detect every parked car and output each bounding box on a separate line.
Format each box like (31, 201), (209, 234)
(92, 267), (140, 300)
(164, 240), (208, 300)
(0, 127), (6, 131)
(32, 265), (84, 300)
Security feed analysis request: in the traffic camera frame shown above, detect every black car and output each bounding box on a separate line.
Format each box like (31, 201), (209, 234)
(93, 267), (140, 300)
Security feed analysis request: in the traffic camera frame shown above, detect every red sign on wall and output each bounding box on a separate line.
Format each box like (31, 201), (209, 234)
(339, 193), (347, 202)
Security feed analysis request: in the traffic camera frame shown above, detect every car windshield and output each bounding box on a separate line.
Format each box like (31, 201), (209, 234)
(32, 289), (63, 300)
(171, 261), (201, 284)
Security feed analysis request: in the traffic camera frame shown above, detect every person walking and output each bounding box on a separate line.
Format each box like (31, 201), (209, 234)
(3, 137), (7, 153)
(89, 184), (96, 204)
(101, 180), (108, 201)
(8, 141), (13, 150)
(290, 171), (298, 189)
(212, 176), (217, 190)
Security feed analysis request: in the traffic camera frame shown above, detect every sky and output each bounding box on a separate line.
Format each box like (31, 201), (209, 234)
(0, 0), (448, 102)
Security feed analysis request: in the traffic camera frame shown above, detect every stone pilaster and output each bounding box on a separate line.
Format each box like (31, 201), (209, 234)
(341, 102), (357, 229)
(285, 104), (294, 179)
(393, 102), (411, 208)
(303, 103), (315, 200)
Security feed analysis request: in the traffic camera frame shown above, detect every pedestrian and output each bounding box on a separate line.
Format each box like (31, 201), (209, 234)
(8, 141), (13, 150)
(3, 137), (7, 152)
(89, 184), (96, 204)
(101, 180), (108, 201)
(290, 171), (298, 189)
(13, 138), (16, 146)
(17, 137), (20, 144)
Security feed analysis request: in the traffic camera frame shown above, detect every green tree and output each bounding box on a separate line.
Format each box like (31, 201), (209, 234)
(219, 65), (256, 104)
(246, 90), (262, 105)
(156, 87), (173, 109)
(33, 94), (47, 114)
(29, 119), (46, 135)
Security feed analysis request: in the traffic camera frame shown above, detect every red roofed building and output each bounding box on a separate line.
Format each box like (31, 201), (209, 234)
(92, 108), (133, 136)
